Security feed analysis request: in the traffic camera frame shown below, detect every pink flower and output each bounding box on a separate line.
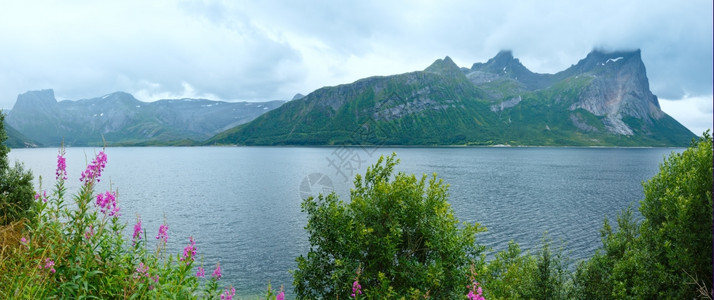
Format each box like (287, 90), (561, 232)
(196, 266), (205, 278)
(467, 279), (485, 300)
(351, 280), (362, 298)
(20, 237), (27, 244)
(136, 262), (150, 278)
(35, 191), (48, 203)
(56, 152), (67, 181)
(156, 224), (169, 243)
(132, 217), (142, 244)
(181, 236), (197, 264)
(220, 286), (236, 300)
(80, 151), (107, 185)
(212, 263), (222, 280)
(96, 191), (120, 216)
(44, 258), (56, 273)
(85, 225), (94, 240)
(276, 291), (285, 300)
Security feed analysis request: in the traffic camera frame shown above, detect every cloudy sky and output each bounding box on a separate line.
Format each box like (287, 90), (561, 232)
(1, 0), (711, 134)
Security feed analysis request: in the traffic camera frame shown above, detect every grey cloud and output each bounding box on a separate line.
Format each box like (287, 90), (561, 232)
(0, 0), (710, 111)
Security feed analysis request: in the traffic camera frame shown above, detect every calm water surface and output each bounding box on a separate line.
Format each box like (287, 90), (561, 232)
(9, 146), (681, 297)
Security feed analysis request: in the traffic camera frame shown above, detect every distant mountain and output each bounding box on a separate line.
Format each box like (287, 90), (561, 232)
(208, 49), (695, 146)
(3, 120), (39, 148)
(6, 90), (285, 146)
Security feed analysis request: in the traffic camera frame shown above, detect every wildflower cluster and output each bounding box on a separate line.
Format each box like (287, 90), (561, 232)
(156, 223), (169, 243)
(79, 150), (107, 184)
(56, 149), (67, 181)
(212, 263), (222, 280)
(0, 148), (235, 298)
(42, 258), (56, 274)
(351, 279), (362, 298)
(96, 191), (120, 216)
(467, 281), (485, 300)
(181, 236), (197, 264)
(132, 217), (142, 244)
(34, 190), (48, 203)
(220, 286), (236, 300)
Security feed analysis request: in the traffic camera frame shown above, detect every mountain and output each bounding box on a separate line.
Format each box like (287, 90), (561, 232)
(6, 89), (285, 146)
(2, 120), (39, 148)
(208, 49), (695, 146)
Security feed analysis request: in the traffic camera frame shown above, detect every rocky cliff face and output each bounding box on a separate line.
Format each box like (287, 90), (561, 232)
(470, 49), (669, 137)
(564, 50), (663, 135)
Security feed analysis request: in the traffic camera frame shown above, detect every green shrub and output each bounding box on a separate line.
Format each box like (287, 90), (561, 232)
(574, 131), (713, 299)
(294, 153), (486, 299)
(638, 130), (713, 298)
(0, 112), (34, 225)
(483, 237), (572, 300)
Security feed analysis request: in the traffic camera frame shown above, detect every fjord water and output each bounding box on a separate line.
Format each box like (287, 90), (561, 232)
(10, 146), (681, 297)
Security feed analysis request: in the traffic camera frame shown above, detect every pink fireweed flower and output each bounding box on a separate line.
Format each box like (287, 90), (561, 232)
(212, 263), (222, 280)
(467, 280), (485, 300)
(44, 258), (56, 273)
(276, 291), (285, 300)
(351, 280), (362, 298)
(196, 266), (205, 278)
(96, 191), (120, 216)
(181, 236), (197, 264)
(156, 224), (169, 243)
(85, 225), (95, 240)
(35, 191), (48, 203)
(79, 151), (107, 185)
(132, 217), (142, 244)
(136, 262), (150, 278)
(56, 152), (67, 181)
(220, 286), (236, 300)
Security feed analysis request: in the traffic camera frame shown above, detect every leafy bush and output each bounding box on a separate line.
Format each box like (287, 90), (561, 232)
(294, 153), (486, 299)
(574, 131), (713, 299)
(482, 237), (572, 300)
(638, 130), (713, 298)
(0, 112), (34, 225)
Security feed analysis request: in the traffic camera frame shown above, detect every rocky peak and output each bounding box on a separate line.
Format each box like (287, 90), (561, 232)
(565, 49), (643, 75)
(12, 89), (59, 113)
(471, 50), (528, 74)
(291, 93), (305, 101)
(469, 50), (551, 90)
(567, 49), (663, 135)
(424, 56), (464, 78)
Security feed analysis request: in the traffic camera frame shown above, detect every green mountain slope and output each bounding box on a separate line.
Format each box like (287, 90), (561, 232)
(3, 121), (39, 148)
(208, 49), (695, 147)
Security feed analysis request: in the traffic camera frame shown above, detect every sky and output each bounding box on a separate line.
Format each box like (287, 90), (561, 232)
(0, 0), (711, 134)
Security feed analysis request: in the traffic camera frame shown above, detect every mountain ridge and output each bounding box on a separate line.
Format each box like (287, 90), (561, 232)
(6, 89), (285, 146)
(208, 49), (695, 147)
